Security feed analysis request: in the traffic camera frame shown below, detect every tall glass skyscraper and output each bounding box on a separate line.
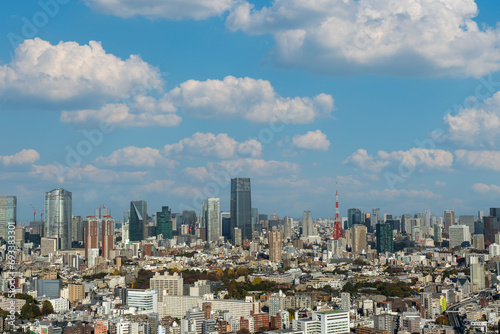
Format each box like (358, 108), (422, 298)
(44, 188), (72, 250)
(230, 178), (252, 242)
(376, 223), (393, 254)
(301, 211), (314, 237)
(156, 206), (173, 240)
(0, 196), (16, 240)
(129, 200), (147, 242)
(203, 198), (221, 243)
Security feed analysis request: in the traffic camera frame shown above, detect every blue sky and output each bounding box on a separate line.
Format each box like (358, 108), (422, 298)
(2, 0), (500, 222)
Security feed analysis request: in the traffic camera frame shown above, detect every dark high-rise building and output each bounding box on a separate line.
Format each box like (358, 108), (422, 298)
(444, 210), (455, 234)
(221, 212), (231, 241)
(230, 178), (252, 241)
(72, 215), (84, 243)
(84, 216), (98, 259)
(129, 200), (147, 242)
(182, 210), (197, 235)
(347, 208), (362, 229)
(484, 216), (498, 244)
(376, 223), (394, 254)
(156, 206), (173, 239)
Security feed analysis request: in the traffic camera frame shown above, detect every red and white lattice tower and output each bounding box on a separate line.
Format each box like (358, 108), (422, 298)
(332, 190), (344, 239)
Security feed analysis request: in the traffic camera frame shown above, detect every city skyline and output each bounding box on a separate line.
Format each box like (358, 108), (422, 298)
(1, 2), (500, 221)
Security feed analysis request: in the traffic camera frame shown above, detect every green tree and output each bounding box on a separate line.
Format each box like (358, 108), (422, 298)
(20, 303), (40, 319)
(41, 300), (54, 315)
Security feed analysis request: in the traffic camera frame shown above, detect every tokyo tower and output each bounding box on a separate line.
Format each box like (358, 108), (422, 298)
(332, 190), (344, 239)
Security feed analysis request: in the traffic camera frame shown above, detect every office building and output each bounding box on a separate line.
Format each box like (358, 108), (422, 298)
(150, 272), (183, 302)
(376, 223), (393, 254)
(221, 212), (231, 241)
(470, 256), (485, 290)
(283, 216), (292, 240)
(41, 237), (58, 256)
(490, 243), (500, 257)
(374, 314), (398, 334)
(44, 188), (72, 249)
(268, 230), (283, 262)
(341, 292), (351, 311)
(127, 289), (158, 312)
(444, 210), (454, 234)
(156, 206), (173, 240)
(38, 279), (62, 299)
(68, 284), (84, 304)
(433, 224), (441, 242)
(203, 198), (221, 243)
(449, 225), (470, 248)
(230, 178), (252, 241)
(0, 196), (16, 240)
(186, 307), (204, 334)
(296, 310), (350, 334)
(348, 208), (362, 229)
(129, 200), (147, 242)
(301, 211), (314, 237)
(351, 224), (367, 254)
(84, 216), (99, 259)
(102, 216), (114, 259)
(472, 234), (484, 250)
(234, 227), (242, 246)
(269, 290), (286, 316)
(485, 216), (498, 244)
(72, 215), (84, 243)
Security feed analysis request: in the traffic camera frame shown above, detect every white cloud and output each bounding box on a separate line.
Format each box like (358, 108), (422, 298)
(163, 132), (262, 159)
(86, 0), (235, 20)
(61, 95), (181, 128)
(0, 38), (162, 105)
(370, 188), (441, 200)
(444, 91), (500, 147)
(166, 76), (333, 124)
(215, 158), (299, 176)
(292, 130), (330, 151)
(226, 0), (500, 77)
(184, 167), (212, 183)
(343, 149), (390, 173)
(345, 148), (453, 172)
(472, 183), (500, 194)
(0, 149), (40, 166)
(31, 164), (147, 183)
(95, 146), (177, 167)
(455, 149), (500, 171)
(141, 179), (175, 193)
(435, 181), (446, 187)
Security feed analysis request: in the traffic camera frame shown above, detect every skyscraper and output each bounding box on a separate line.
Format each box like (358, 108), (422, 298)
(449, 225), (470, 248)
(45, 188), (72, 250)
(484, 216), (498, 244)
(444, 210), (455, 234)
(268, 230), (282, 262)
(156, 206), (173, 239)
(95, 205), (111, 244)
(84, 216), (98, 259)
(129, 200), (147, 242)
(283, 216), (292, 240)
(351, 224), (367, 254)
(301, 211), (314, 237)
(230, 178), (252, 241)
(0, 196), (16, 240)
(347, 208), (362, 229)
(102, 216), (114, 259)
(203, 198), (221, 243)
(72, 215), (84, 243)
(376, 223), (393, 254)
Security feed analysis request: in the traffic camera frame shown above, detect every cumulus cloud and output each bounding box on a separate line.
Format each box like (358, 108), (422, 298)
(370, 188), (441, 199)
(0, 149), (40, 166)
(226, 0), (500, 77)
(455, 149), (500, 171)
(163, 132), (262, 159)
(472, 183), (500, 194)
(184, 167), (212, 183)
(344, 148), (453, 172)
(444, 91), (500, 147)
(86, 0), (235, 20)
(31, 164), (146, 183)
(0, 38), (162, 106)
(166, 76), (333, 124)
(141, 179), (175, 193)
(343, 149), (390, 173)
(95, 146), (177, 167)
(215, 158), (299, 176)
(61, 95), (181, 128)
(292, 130), (330, 151)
